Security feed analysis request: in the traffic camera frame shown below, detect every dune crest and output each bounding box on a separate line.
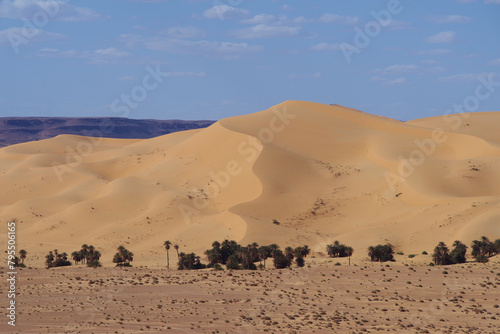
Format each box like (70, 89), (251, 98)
(1, 101), (499, 267)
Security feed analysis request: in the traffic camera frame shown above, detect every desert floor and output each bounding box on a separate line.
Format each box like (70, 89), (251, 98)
(2, 257), (499, 334)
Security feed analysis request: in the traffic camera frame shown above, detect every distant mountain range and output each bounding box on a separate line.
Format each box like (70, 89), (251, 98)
(0, 117), (215, 148)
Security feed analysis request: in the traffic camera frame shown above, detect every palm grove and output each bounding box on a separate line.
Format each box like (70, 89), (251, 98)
(11, 236), (500, 269)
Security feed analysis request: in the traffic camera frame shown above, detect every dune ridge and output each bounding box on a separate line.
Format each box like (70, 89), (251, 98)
(1, 101), (499, 267)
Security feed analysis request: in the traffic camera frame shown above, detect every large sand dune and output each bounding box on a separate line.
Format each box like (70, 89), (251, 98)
(1, 101), (499, 267)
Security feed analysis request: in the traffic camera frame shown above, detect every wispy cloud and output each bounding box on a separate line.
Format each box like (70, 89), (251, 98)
(310, 42), (340, 51)
(36, 47), (133, 64)
(383, 78), (407, 86)
(232, 24), (300, 39)
(425, 31), (457, 43)
(417, 48), (451, 55)
(288, 72), (322, 79)
(374, 64), (418, 75)
(424, 15), (471, 23)
(489, 58), (500, 65)
(118, 33), (262, 59)
(0, 27), (65, 46)
(0, 0), (106, 22)
(161, 26), (206, 39)
(202, 5), (249, 20)
(438, 72), (498, 82)
(318, 13), (359, 25)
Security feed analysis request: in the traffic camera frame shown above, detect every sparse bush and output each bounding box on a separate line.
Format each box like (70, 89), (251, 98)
(408, 254), (415, 258)
(87, 260), (102, 268)
(422, 251), (428, 255)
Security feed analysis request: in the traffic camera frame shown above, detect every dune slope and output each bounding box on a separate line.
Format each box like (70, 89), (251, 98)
(1, 101), (499, 267)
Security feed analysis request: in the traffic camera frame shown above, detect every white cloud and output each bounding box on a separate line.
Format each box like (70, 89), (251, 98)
(425, 31), (457, 43)
(318, 13), (358, 25)
(439, 73), (482, 82)
(161, 26), (206, 39)
(118, 75), (135, 81)
(374, 64), (418, 75)
(119, 34), (262, 58)
(288, 72), (322, 79)
(386, 20), (412, 30)
(240, 14), (276, 25)
(427, 66), (446, 73)
(232, 24), (299, 39)
(36, 47), (132, 64)
(0, 0), (105, 22)
(382, 78), (408, 86)
(419, 59), (439, 64)
(0, 27), (65, 46)
(417, 48), (451, 55)
(164, 71), (206, 77)
(425, 15), (471, 23)
(489, 58), (500, 65)
(383, 78), (407, 86)
(203, 5), (249, 20)
(310, 42), (340, 51)
(281, 4), (293, 11)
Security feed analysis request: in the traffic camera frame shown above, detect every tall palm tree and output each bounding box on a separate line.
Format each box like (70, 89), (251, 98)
(164, 240), (171, 270)
(174, 244), (180, 260)
(19, 249), (27, 264)
(80, 244), (89, 264)
(345, 246), (353, 265)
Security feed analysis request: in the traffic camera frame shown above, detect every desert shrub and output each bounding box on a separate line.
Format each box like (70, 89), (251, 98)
(408, 254), (416, 258)
(296, 256), (305, 268)
(87, 260), (102, 268)
(422, 251), (428, 255)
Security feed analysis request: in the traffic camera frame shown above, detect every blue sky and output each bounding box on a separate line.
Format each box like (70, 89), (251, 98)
(1, 0), (499, 121)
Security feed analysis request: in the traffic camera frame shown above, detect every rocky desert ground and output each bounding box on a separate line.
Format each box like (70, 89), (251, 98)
(2, 254), (499, 334)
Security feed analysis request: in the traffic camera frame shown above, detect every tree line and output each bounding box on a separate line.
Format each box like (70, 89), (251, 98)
(14, 235), (500, 269)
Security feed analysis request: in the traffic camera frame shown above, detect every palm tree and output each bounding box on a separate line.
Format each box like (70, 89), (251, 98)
(284, 247), (295, 263)
(45, 250), (54, 268)
(258, 246), (269, 268)
(432, 242), (451, 265)
(164, 240), (171, 270)
(450, 240), (467, 264)
(301, 245), (310, 258)
(71, 251), (81, 265)
(174, 244), (180, 260)
(19, 249), (27, 264)
(80, 244), (89, 264)
(345, 246), (353, 265)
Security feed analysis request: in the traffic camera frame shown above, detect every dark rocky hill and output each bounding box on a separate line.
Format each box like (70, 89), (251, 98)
(0, 117), (215, 148)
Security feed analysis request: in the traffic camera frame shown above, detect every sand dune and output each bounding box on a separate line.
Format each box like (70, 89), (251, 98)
(1, 101), (499, 267)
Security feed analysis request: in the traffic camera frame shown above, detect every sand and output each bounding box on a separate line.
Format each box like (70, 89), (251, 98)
(1, 101), (499, 266)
